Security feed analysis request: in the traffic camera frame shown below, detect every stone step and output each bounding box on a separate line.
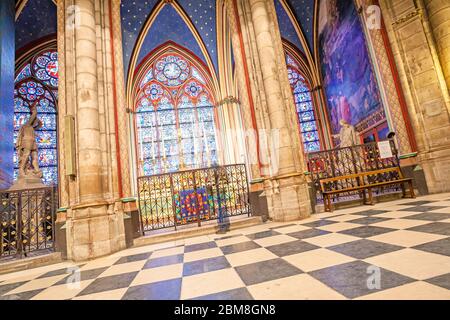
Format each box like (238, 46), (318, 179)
(133, 216), (263, 248)
(0, 252), (62, 275)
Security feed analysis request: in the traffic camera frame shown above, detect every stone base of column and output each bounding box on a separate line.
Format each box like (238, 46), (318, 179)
(264, 175), (311, 222)
(66, 201), (126, 262)
(420, 148), (450, 194)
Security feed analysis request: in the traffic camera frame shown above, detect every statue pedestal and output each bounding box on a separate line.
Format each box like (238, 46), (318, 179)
(8, 176), (46, 192)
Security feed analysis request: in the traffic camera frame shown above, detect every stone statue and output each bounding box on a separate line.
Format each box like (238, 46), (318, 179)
(15, 104), (43, 181)
(339, 119), (359, 148)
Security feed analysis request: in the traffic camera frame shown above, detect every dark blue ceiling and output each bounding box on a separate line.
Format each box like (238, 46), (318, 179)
(15, 0), (57, 51)
(136, 5), (208, 69)
(284, 0), (316, 53)
(120, 0), (160, 77)
(177, 0), (217, 71)
(121, 0), (218, 80)
(274, 0), (305, 55)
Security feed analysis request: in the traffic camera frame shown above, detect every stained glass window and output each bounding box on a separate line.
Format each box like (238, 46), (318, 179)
(286, 53), (321, 153)
(14, 49), (58, 185)
(135, 53), (218, 176)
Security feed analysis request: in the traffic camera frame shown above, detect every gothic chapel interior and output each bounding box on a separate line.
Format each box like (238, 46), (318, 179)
(0, 0), (450, 288)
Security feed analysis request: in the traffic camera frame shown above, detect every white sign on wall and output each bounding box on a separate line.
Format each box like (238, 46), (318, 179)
(378, 141), (393, 159)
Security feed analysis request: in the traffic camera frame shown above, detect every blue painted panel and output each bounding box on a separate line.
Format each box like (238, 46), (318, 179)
(177, 0), (218, 72)
(274, 0), (305, 54)
(121, 0), (160, 78)
(15, 0), (57, 50)
(136, 5), (208, 72)
(286, 0), (315, 53)
(0, 0), (16, 189)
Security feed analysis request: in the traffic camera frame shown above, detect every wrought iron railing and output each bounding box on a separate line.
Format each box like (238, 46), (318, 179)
(0, 187), (58, 260)
(137, 164), (251, 232)
(307, 141), (400, 202)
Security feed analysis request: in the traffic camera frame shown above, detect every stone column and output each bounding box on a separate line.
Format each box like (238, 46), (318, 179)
(59, 0), (126, 261)
(75, 0), (103, 203)
(380, 0), (450, 193)
(224, 0), (263, 181)
(0, 0), (15, 190)
(235, 0), (311, 221)
(424, 0), (450, 93)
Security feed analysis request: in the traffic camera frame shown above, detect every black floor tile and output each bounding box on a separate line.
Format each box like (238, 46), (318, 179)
(77, 272), (138, 297)
(0, 289), (44, 300)
(404, 213), (450, 222)
(347, 217), (391, 225)
(184, 242), (217, 253)
(426, 273), (450, 291)
(266, 240), (320, 257)
(183, 256), (231, 277)
(246, 230), (280, 240)
(37, 267), (74, 279)
(192, 287), (254, 300)
(235, 258), (302, 286)
(0, 281), (28, 297)
(122, 278), (182, 300)
(309, 261), (414, 299)
(328, 239), (403, 259)
(144, 254), (184, 269)
(413, 237), (450, 256)
(270, 224), (297, 230)
(114, 253), (152, 265)
(400, 206), (447, 213)
(287, 229), (330, 240)
(215, 234), (243, 241)
(302, 220), (338, 228)
(408, 222), (450, 236)
(353, 210), (390, 216)
(400, 201), (434, 206)
(55, 267), (110, 286)
(220, 241), (260, 255)
(339, 226), (395, 238)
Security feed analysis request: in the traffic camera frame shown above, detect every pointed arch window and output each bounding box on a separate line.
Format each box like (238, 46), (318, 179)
(135, 52), (218, 176)
(285, 53), (321, 153)
(14, 49), (58, 185)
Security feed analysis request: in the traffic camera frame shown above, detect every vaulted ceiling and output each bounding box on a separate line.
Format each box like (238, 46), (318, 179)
(15, 0), (57, 51)
(14, 0), (318, 74)
(121, 0), (218, 80)
(274, 0), (317, 58)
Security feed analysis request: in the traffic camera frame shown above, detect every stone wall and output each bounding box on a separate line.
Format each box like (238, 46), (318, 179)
(380, 0), (450, 193)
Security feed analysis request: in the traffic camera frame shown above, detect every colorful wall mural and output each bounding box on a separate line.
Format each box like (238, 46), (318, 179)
(318, 0), (383, 137)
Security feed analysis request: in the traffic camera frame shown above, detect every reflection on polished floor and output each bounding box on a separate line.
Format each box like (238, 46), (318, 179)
(1, 194), (450, 300)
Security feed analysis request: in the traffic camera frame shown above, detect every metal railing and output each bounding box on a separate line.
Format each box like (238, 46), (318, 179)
(307, 141), (401, 202)
(137, 164), (251, 233)
(0, 187), (58, 260)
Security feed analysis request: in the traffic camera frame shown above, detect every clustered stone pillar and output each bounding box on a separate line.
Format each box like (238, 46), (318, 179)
(226, 0), (311, 221)
(59, 0), (127, 261)
(0, 0), (15, 190)
(380, 0), (450, 193)
(75, 0), (103, 204)
(424, 0), (450, 93)
(224, 0), (263, 181)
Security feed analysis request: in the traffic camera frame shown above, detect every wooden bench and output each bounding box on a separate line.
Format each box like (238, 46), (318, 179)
(320, 167), (416, 212)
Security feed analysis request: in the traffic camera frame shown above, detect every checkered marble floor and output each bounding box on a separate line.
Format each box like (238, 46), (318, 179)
(1, 194), (450, 300)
